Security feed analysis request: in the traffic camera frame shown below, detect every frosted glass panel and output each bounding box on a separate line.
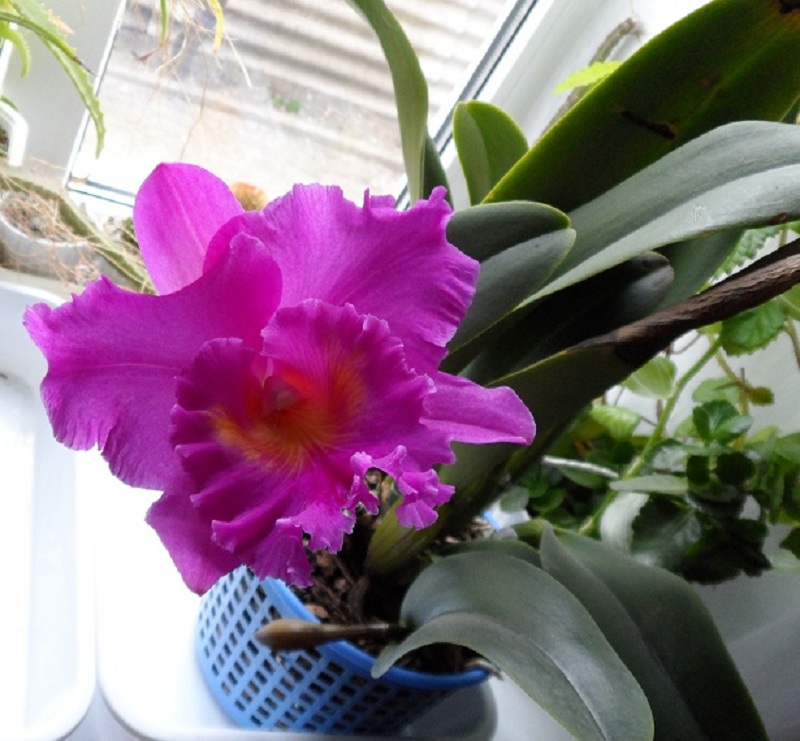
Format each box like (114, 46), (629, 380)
(73, 0), (511, 201)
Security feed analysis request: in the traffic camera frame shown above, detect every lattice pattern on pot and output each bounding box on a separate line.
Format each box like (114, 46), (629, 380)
(196, 566), (455, 734)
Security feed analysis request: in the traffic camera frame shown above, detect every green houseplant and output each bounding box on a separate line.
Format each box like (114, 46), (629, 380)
(23, 0), (800, 738)
(0, 0), (223, 157)
(0, 0), (104, 152)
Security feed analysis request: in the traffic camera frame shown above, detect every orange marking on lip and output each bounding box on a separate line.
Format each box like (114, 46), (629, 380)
(213, 355), (367, 472)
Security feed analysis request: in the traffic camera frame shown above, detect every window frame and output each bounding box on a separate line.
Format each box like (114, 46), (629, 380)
(1, 0), (710, 205)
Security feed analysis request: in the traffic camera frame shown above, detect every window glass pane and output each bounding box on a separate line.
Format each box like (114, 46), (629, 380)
(72, 0), (514, 202)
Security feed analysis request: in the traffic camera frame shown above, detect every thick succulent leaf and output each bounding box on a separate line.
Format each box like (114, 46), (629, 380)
(348, 0), (428, 202)
(487, 0), (800, 211)
(655, 231), (742, 309)
(368, 247), (800, 576)
(374, 551), (653, 741)
(445, 201), (570, 262)
(450, 227), (575, 352)
(442, 536), (542, 567)
(459, 252), (673, 383)
(536, 122), (800, 302)
(422, 132), (450, 203)
(454, 101), (528, 204)
(507, 247), (800, 460)
(540, 528), (767, 740)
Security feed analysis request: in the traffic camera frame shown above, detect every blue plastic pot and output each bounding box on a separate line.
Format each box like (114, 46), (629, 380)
(196, 566), (488, 734)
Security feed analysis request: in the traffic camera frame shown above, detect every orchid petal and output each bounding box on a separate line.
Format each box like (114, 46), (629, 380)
(146, 478), (240, 594)
(24, 240), (282, 488)
(168, 302), (468, 583)
(133, 163), (243, 294)
(260, 300), (435, 457)
(355, 446), (455, 529)
(215, 515), (313, 587)
(28, 169), (537, 592)
(206, 184), (478, 374)
(395, 470), (455, 528)
(424, 372), (535, 446)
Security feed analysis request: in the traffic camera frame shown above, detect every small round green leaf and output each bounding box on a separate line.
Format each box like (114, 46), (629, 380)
(590, 405), (641, 441)
(720, 300), (787, 355)
(622, 356), (677, 399)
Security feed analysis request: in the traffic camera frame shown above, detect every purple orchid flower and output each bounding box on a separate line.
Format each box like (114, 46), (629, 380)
(24, 164), (534, 592)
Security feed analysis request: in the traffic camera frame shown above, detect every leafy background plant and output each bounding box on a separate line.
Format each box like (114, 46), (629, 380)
(500, 222), (800, 585)
(348, 0), (800, 737)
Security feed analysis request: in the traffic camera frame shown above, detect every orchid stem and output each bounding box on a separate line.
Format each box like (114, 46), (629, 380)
(255, 618), (409, 652)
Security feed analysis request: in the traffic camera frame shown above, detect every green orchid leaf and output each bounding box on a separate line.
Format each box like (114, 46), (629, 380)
(554, 60), (621, 94)
(720, 299), (787, 355)
(492, 247), (800, 466)
(422, 132), (450, 202)
(536, 122), (800, 303)
(441, 536), (542, 567)
(449, 226), (575, 352)
(445, 200), (570, 263)
(374, 551), (653, 741)
(487, 0), (800, 211)
(365, 239), (800, 575)
(540, 528), (767, 740)
(589, 405), (640, 441)
(453, 101), (528, 204)
(459, 251), (673, 382)
(622, 356), (677, 400)
(655, 230), (742, 309)
(348, 0), (428, 202)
